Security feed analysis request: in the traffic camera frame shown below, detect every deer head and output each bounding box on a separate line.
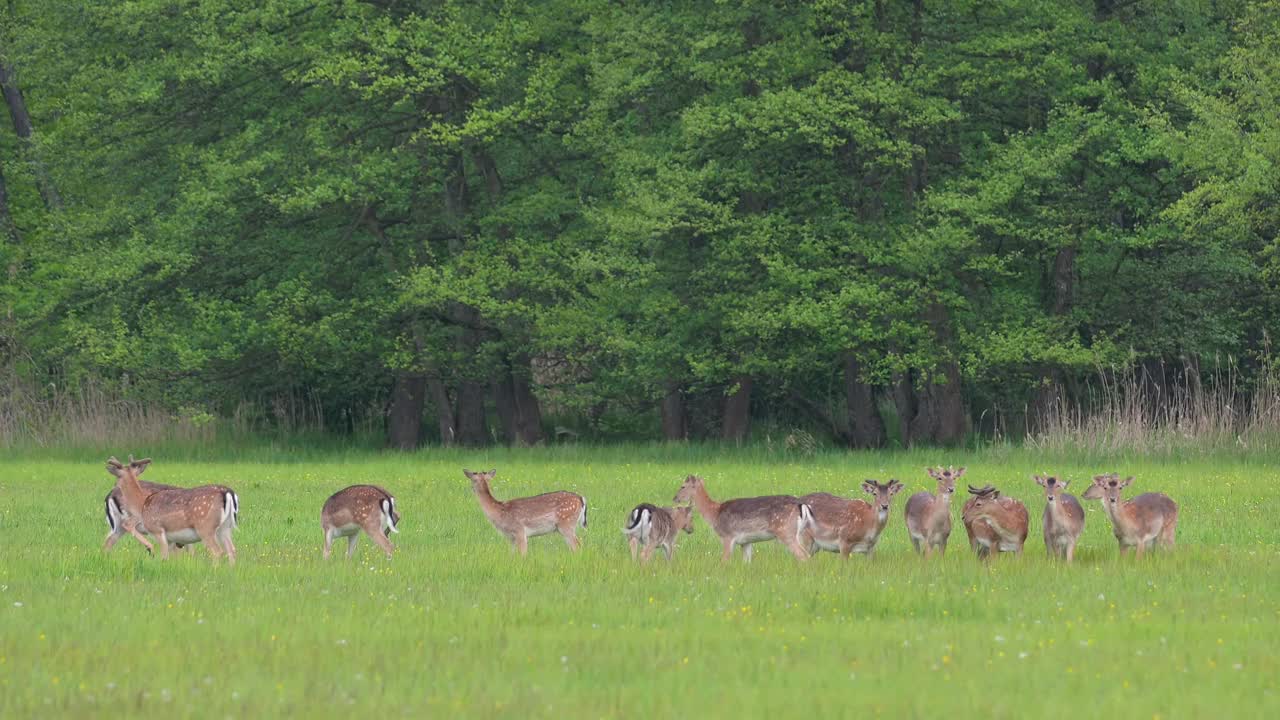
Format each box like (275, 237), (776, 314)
(672, 505), (696, 534)
(463, 468), (497, 491)
(673, 475), (705, 504)
(1082, 472), (1121, 501)
(862, 479), (905, 513)
(1034, 474), (1069, 503)
(925, 466), (964, 496)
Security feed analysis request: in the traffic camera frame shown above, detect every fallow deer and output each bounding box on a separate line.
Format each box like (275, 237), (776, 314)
(464, 469), (587, 555)
(103, 472), (180, 552)
(904, 466), (962, 557)
(320, 485), (400, 560)
(673, 474), (812, 562)
(105, 456), (240, 564)
(1082, 473), (1177, 556)
(960, 484), (1029, 558)
(799, 479), (904, 558)
(1034, 474), (1085, 562)
(622, 503), (694, 563)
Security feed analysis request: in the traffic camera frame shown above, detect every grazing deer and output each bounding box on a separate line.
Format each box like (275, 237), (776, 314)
(799, 479), (904, 558)
(673, 474), (812, 563)
(622, 503), (695, 563)
(960, 485), (1029, 558)
(1034, 474), (1085, 562)
(105, 456), (240, 564)
(320, 485), (400, 560)
(464, 469), (586, 555)
(904, 466), (962, 557)
(1082, 473), (1178, 557)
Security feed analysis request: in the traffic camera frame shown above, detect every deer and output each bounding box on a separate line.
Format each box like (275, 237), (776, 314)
(1082, 473), (1178, 557)
(960, 485), (1029, 558)
(105, 455), (240, 564)
(799, 479), (904, 558)
(103, 472), (181, 552)
(622, 503), (695, 563)
(1034, 474), (1085, 562)
(320, 485), (400, 560)
(673, 474), (813, 563)
(904, 466), (962, 557)
(464, 469), (586, 555)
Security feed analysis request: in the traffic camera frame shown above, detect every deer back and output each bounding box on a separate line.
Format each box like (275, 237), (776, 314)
(1123, 492), (1177, 528)
(143, 484), (236, 533)
(322, 484), (396, 529)
(801, 493), (875, 538)
(715, 495), (803, 536)
(504, 490), (585, 526)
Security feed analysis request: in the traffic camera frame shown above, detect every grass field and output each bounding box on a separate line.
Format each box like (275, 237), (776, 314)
(1, 445), (1277, 718)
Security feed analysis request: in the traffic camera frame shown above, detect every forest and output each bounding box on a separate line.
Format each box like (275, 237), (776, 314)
(2, 0), (1278, 449)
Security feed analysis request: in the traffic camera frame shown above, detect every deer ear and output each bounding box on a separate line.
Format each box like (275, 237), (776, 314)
(105, 461), (122, 478)
(888, 480), (904, 495)
(1034, 475), (1046, 487)
(1121, 476), (1133, 488)
(955, 467), (967, 478)
(926, 467), (939, 479)
(1058, 479), (1069, 489)
(131, 458), (152, 474)
(487, 468), (497, 477)
(861, 480), (877, 495)
(462, 469), (475, 480)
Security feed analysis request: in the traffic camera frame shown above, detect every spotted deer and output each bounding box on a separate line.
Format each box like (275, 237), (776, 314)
(904, 466), (962, 557)
(105, 456), (240, 564)
(960, 485), (1029, 558)
(321, 485), (400, 559)
(673, 474), (812, 563)
(464, 469), (586, 555)
(799, 479), (904, 558)
(1082, 473), (1178, 556)
(1034, 474), (1085, 562)
(622, 503), (694, 563)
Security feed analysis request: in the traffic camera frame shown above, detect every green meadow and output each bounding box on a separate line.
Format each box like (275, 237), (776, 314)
(1, 446), (1277, 718)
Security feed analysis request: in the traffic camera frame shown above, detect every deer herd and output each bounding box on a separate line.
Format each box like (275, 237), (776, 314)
(101, 457), (1179, 565)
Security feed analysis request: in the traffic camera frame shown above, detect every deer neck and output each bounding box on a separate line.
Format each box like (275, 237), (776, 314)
(1102, 497), (1133, 532)
(471, 479), (505, 519)
(688, 485), (721, 527)
(115, 470), (149, 517)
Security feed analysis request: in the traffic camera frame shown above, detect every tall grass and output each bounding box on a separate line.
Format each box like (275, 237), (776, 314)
(1028, 361), (1280, 455)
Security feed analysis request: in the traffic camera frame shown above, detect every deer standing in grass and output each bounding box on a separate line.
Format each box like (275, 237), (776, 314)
(321, 485), (400, 559)
(960, 485), (1029, 558)
(799, 480), (904, 558)
(1082, 473), (1177, 556)
(1034, 475), (1084, 562)
(105, 456), (240, 564)
(622, 504), (694, 563)
(464, 469), (586, 555)
(904, 466), (961, 557)
(673, 475), (813, 563)
(103, 473), (183, 552)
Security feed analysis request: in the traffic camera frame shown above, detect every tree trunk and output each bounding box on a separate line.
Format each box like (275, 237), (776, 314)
(427, 376), (456, 446)
(509, 355), (544, 446)
(844, 355), (886, 448)
(892, 365), (917, 447)
(493, 373), (519, 446)
(0, 60), (61, 211)
(455, 378), (488, 446)
(721, 375), (753, 443)
(916, 301), (967, 446)
(661, 379), (687, 441)
(386, 373), (426, 450)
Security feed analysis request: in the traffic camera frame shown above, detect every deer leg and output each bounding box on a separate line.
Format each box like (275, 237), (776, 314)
(1065, 541), (1075, 564)
(122, 519), (154, 556)
(559, 525), (581, 551)
(742, 543), (754, 563)
(910, 536), (922, 555)
(839, 540), (853, 559)
(513, 531), (529, 556)
(323, 527), (334, 560)
(367, 528), (395, 559)
(721, 537), (735, 562)
(346, 534), (359, 559)
(218, 528), (237, 565)
(195, 527), (222, 563)
(628, 536), (639, 561)
(103, 529), (124, 552)
(662, 543), (674, 561)
(640, 541), (655, 564)
(783, 536), (809, 561)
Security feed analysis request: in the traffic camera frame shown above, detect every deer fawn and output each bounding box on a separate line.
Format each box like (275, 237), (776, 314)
(799, 479), (904, 558)
(622, 503), (694, 563)
(1082, 473), (1178, 556)
(1034, 475), (1085, 562)
(464, 469), (587, 555)
(105, 456), (240, 564)
(960, 485), (1029, 558)
(673, 474), (812, 562)
(321, 485), (400, 560)
(904, 466), (962, 557)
